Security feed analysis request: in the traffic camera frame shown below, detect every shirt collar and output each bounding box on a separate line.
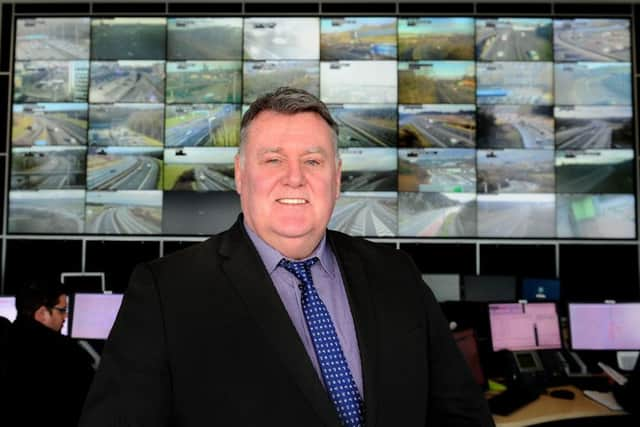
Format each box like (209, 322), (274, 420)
(243, 221), (336, 279)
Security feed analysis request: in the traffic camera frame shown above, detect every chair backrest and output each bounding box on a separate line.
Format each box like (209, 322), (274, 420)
(452, 328), (486, 389)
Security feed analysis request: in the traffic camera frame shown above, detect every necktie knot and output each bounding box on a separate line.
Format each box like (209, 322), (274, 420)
(279, 257), (319, 288)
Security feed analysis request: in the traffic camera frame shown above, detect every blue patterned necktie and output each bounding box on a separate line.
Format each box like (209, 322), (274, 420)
(279, 257), (365, 427)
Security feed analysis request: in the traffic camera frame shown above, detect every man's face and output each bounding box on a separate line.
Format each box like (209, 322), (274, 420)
(235, 111), (341, 259)
(41, 294), (67, 332)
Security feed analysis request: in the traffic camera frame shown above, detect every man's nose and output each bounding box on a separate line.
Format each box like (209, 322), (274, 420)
(284, 159), (304, 186)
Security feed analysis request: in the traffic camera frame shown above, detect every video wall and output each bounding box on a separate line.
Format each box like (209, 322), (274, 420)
(8, 16), (636, 238)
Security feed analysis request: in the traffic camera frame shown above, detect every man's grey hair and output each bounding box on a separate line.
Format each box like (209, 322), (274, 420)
(238, 87), (340, 163)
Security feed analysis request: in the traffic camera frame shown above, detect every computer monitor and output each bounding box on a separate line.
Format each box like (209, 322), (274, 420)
(423, 274), (460, 302)
(0, 296), (17, 321)
(489, 302), (562, 352)
(521, 278), (561, 301)
(70, 293), (123, 340)
(569, 303), (640, 350)
(463, 275), (516, 302)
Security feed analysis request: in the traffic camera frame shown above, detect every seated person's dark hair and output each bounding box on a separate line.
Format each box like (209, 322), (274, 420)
(15, 279), (67, 318)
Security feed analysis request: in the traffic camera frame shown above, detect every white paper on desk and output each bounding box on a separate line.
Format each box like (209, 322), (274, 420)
(583, 390), (623, 411)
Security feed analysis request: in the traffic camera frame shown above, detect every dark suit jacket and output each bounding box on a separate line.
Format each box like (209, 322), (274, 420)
(80, 218), (493, 426)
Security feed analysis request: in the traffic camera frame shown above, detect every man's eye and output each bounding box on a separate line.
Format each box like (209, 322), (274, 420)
(265, 158), (281, 164)
(305, 159), (321, 166)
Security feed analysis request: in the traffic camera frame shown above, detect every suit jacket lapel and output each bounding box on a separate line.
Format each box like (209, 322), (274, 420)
(219, 219), (340, 426)
(329, 232), (378, 427)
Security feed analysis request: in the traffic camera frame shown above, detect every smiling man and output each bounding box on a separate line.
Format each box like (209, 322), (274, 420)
(80, 88), (493, 427)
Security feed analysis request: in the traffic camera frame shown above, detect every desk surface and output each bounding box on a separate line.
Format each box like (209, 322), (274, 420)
(492, 385), (625, 427)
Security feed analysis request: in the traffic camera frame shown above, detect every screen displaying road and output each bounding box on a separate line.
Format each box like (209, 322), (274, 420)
(321, 17), (397, 60)
(477, 105), (553, 149)
(167, 18), (242, 60)
(476, 18), (553, 61)
(163, 147), (237, 191)
(330, 104), (397, 148)
(165, 104), (240, 147)
(399, 104), (475, 148)
(477, 149), (555, 194)
(243, 61), (319, 103)
(399, 61), (475, 104)
(92, 18), (166, 60)
(398, 148), (476, 192)
(554, 106), (632, 149)
(16, 18), (91, 60)
(244, 18), (319, 60)
(7, 16), (635, 238)
(399, 17), (474, 60)
(12, 103), (87, 146)
(89, 104), (163, 147)
(166, 61), (242, 104)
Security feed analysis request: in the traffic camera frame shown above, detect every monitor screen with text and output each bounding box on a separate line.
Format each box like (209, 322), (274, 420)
(569, 303), (640, 350)
(489, 302), (562, 351)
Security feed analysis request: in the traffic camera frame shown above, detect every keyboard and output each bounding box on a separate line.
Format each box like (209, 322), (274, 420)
(488, 388), (540, 416)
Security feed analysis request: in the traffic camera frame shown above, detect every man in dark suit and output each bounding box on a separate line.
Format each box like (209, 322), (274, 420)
(80, 87), (493, 427)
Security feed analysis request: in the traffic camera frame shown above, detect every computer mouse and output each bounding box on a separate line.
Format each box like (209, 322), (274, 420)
(549, 389), (575, 400)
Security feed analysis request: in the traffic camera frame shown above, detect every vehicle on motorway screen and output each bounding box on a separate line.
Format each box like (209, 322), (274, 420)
(11, 146), (86, 190)
(557, 194), (635, 239)
(14, 61), (89, 103)
(167, 18), (242, 60)
(244, 18), (319, 60)
(554, 105), (633, 149)
(9, 189), (86, 234)
(554, 19), (630, 62)
(556, 149), (634, 193)
(477, 105), (553, 149)
(476, 18), (552, 61)
(330, 192), (397, 237)
(398, 192), (476, 237)
(89, 61), (165, 103)
(398, 148), (476, 193)
(398, 104), (475, 148)
(243, 60), (319, 103)
(85, 190), (162, 235)
(87, 146), (163, 191)
(399, 61), (475, 104)
(398, 17), (474, 60)
(340, 147), (397, 192)
(16, 18), (90, 60)
(92, 18), (166, 60)
(477, 149), (554, 194)
(477, 193), (555, 238)
(166, 104), (241, 147)
(89, 104), (163, 147)
(554, 62), (631, 106)
(166, 61), (242, 104)
(321, 61), (397, 104)
(477, 62), (553, 105)
(328, 104), (397, 148)
(163, 147), (237, 192)
(12, 103), (88, 147)
(321, 17), (397, 60)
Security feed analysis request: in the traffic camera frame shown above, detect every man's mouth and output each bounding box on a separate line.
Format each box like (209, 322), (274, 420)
(277, 198), (308, 205)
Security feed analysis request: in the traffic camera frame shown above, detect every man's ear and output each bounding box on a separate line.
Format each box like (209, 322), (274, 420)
(234, 154), (242, 195)
(33, 305), (49, 323)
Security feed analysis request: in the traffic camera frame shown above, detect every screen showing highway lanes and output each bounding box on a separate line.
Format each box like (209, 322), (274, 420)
(8, 16), (635, 239)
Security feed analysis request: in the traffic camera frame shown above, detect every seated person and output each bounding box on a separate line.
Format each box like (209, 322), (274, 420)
(3, 280), (94, 426)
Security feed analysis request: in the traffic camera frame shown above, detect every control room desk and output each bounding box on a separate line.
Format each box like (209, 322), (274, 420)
(492, 386), (626, 427)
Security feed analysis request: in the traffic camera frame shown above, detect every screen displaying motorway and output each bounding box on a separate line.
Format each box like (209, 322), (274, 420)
(8, 16), (635, 239)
